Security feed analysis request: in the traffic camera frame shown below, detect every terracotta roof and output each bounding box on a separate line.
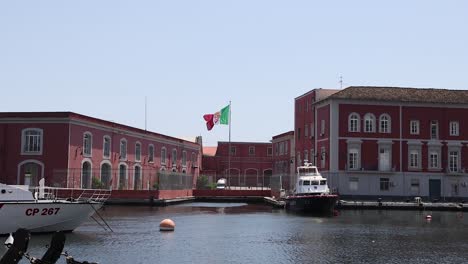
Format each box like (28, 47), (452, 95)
(203, 147), (218, 156)
(326, 86), (468, 104)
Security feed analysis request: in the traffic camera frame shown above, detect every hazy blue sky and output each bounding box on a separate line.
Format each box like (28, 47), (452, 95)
(1, 1), (467, 146)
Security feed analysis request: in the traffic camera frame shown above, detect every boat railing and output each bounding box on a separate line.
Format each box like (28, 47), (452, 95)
(30, 187), (111, 203)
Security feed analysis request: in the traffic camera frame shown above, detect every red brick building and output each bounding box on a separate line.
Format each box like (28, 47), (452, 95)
(202, 142), (273, 188)
(272, 131), (294, 190)
(0, 112), (202, 191)
(295, 86), (468, 201)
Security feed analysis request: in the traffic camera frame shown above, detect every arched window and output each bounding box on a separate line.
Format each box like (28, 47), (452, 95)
(182, 151), (187, 166)
(83, 132), (92, 157)
(172, 149), (177, 167)
(348, 113), (360, 132)
(134, 165), (141, 190)
(100, 163), (111, 189)
(379, 114), (391, 133)
(135, 142), (141, 162)
(148, 144), (155, 163)
(82, 161), (92, 189)
(119, 164), (127, 190)
(120, 139), (127, 160)
(161, 147), (167, 165)
(364, 113), (376, 133)
(103, 136), (111, 159)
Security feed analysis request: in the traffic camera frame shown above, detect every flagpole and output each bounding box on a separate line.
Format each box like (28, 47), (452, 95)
(228, 101), (231, 189)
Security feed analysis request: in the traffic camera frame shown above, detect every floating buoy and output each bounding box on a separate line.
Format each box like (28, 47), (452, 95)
(160, 219), (175, 231)
(426, 215), (432, 220)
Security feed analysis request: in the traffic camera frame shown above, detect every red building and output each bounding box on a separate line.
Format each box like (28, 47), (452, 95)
(272, 131), (294, 190)
(295, 86), (468, 201)
(201, 142), (273, 188)
(0, 112), (202, 191)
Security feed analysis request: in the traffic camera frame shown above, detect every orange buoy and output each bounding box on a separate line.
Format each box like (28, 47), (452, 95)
(160, 219), (175, 231)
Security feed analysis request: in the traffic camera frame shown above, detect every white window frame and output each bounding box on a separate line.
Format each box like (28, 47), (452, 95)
(379, 114), (391, 133)
(103, 135), (111, 159)
(148, 144), (154, 163)
(182, 150), (187, 166)
(409, 149), (420, 169)
(161, 147), (167, 165)
(83, 132), (92, 157)
(429, 151), (439, 169)
(364, 113), (375, 133)
(430, 120), (439, 140)
(450, 121), (459, 136)
(410, 120), (420, 135)
(310, 122), (314, 137)
(249, 146), (255, 156)
(135, 142), (141, 162)
(267, 147), (273, 156)
(171, 149), (177, 167)
(21, 128), (43, 155)
(348, 113), (360, 132)
(449, 150), (460, 173)
(120, 139), (127, 161)
(348, 149), (359, 170)
(320, 120), (325, 135)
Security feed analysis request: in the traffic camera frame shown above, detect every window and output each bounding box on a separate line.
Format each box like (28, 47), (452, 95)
(297, 152), (301, 166)
(380, 178), (390, 191)
(103, 136), (111, 159)
(305, 124), (308, 138)
(310, 149), (315, 166)
(172, 149), (177, 167)
(450, 121), (459, 136)
(267, 147), (273, 156)
(379, 146), (391, 171)
(22, 128), (43, 154)
(348, 113), (360, 132)
(285, 142), (288, 154)
(310, 123), (314, 137)
(349, 177), (359, 191)
(230, 146), (236, 155)
(297, 128), (301, 139)
(364, 113), (375, 132)
(275, 143), (279, 156)
(451, 182), (459, 196)
(320, 120), (325, 135)
(449, 151), (459, 172)
(320, 147), (326, 168)
(410, 120), (419, 135)
(83, 133), (92, 157)
(249, 146), (255, 156)
(161, 147), (167, 165)
(134, 166), (141, 190)
(348, 149), (359, 170)
(120, 139), (127, 160)
(409, 150), (420, 169)
(118, 164), (127, 190)
(304, 150), (308, 163)
(182, 151), (187, 166)
(148, 145), (154, 163)
(429, 151), (439, 169)
(279, 142), (284, 155)
(192, 152), (197, 164)
(430, 120), (438, 139)
(379, 114), (391, 133)
(410, 179), (420, 193)
(135, 142), (141, 162)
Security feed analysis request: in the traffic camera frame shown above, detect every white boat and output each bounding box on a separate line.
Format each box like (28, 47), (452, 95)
(0, 181), (110, 235)
(285, 162), (338, 213)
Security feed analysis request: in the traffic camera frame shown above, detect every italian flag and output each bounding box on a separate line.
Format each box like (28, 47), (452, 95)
(203, 105), (230, 131)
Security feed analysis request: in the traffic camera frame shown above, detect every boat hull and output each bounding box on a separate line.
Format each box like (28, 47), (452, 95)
(285, 195), (338, 214)
(0, 201), (102, 235)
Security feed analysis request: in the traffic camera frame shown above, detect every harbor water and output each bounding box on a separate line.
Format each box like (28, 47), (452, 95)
(3, 202), (468, 264)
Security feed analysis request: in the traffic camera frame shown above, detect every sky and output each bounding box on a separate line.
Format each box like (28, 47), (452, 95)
(1, 1), (467, 146)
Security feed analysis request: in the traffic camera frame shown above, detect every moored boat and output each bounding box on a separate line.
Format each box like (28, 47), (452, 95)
(285, 162), (338, 213)
(0, 181), (110, 235)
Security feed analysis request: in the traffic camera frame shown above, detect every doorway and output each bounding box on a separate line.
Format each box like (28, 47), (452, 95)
(429, 179), (441, 201)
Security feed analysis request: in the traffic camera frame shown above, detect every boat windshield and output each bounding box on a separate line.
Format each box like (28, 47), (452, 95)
(320, 180), (327, 185)
(311, 180), (319, 185)
(303, 180), (310, 186)
(298, 167), (319, 176)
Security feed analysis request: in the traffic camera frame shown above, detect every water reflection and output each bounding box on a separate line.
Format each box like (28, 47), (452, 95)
(2, 203), (468, 264)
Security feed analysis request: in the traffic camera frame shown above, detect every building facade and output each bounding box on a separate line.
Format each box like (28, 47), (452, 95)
(0, 112), (202, 190)
(295, 86), (468, 201)
(272, 131), (295, 190)
(201, 142), (273, 188)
